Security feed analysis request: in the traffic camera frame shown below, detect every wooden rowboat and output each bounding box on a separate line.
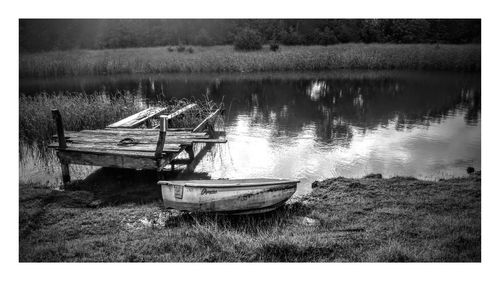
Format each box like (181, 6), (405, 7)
(158, 178), (299, 215)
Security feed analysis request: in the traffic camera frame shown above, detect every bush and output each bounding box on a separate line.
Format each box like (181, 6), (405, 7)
(194, 28), (214, 46)
(313, 27), (340, 45)
(279, 28), (304, 45)
(233, 28), (263, 51)
(385, 19), (431, 43)
(270, 41), (280, 52)
(176, 45), (186, 52)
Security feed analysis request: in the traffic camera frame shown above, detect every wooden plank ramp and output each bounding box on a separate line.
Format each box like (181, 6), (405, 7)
(49, 104), (225, 185)
(107, 107), (167, 128)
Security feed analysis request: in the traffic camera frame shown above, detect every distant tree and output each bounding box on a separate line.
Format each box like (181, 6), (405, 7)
(385, 19), (431, 43)
(332, 19), (363, 43)
(194, 28), (214, 46)
(314, 27), (340, 45)
(430, 19), (481, 44)
(233, 28), (263, 51)
(19, 19), (481, 53)
(279, 27), (304, 45)
(360, 19), (384, 43)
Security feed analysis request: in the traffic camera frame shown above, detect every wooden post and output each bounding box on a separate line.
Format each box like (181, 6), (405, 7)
(51, 109), (70, 184)
(207, 124), (216, 138)
(155, 116), (167, 171)
(186, 145), (195, 160)
(52, 109), (66, 149)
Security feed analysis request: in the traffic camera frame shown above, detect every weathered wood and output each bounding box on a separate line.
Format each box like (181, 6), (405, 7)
(177, 143), (213, 174)
(159, 179), (298, 214)
(52, 133), (210, 144)
(60, 159), (71, 184)
(49, 139), (221, 149)
(52, 109), (70, 184)
(170, 159), (193, 165)
(192, 138), (227, 143)
(155, 116), (167, 162)
(193, 107), (222, 133)
(69, 129), (207, 137)
(49, 142), (182, 153)
(57, 151), (160, 170)
(50, 134), (212, 146)
(107, 107), (167, 128)
(164, 128), (195, 131)
(150, 104), (197, 129)
(48, 105), (224, 174)
(56, 147), (159, 158)
(161, 104), (197, 120)
(206, 124), (216, 138)
(186, 145), (195, 160)
(105, 127), (194, 131)
(51, 109), (67, 149)
(73, 138), (222, 145)
(105, 128), (158, 131)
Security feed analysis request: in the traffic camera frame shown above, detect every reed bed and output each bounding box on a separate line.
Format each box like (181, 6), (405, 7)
(20, 44), (481, 78)
(19, 92), (218, 145)
(20, 92), (141, 145)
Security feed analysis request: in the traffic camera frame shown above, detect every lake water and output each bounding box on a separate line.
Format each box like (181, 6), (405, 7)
(20, 70), (481, 194)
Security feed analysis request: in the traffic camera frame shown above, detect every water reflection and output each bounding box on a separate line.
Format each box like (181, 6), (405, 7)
(20, 71), (481, 194)
(306, 81), (328, 101)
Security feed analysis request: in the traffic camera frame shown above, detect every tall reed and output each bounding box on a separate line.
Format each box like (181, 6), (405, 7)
(19, 92), (218, 145)
(20, 92), (141, 145)
(19, 44), (481, 78)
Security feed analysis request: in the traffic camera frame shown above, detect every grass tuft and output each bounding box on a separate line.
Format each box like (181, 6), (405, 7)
(19, 173), (480, 262)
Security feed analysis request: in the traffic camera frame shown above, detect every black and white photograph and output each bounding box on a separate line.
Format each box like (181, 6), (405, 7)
(4, 0), (500, 278)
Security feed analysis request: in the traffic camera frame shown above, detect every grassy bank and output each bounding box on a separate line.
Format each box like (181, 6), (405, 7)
(19, 93), (218, 145)
(19, 44), (481, 78)
(19, 172), (480, 262)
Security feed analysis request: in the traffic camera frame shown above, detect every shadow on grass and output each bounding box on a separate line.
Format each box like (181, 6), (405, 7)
(64, 167), (211, 206)
(163, 201), (312, 234)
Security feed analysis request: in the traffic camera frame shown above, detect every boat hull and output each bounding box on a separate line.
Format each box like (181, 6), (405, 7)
(159, 179), (298, 214)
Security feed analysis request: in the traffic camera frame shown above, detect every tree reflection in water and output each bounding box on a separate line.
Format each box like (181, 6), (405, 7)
(20, 71), (481, 191)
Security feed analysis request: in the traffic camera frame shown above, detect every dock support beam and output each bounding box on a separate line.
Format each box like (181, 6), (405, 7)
(155, 116), (167, 176)
(52, 109), (71, 185)
(186, 145), (195, 160)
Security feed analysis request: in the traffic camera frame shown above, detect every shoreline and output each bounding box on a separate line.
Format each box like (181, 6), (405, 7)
(19, 172), (481, 262)
(20, 44), (481, 78)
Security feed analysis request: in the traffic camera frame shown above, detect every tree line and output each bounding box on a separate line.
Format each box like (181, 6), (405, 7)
(19, 19), (481, 52)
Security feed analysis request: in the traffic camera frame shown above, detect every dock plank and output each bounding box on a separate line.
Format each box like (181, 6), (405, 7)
(74, 130), (208, 137)
(57, 150), (159, 170)
(49, 142), (182, 153)
(161, 104), (197, 120)
(57, 148), (158, 158)
(193, 107), (222, 133)
(55, 134), (209, 143)
(49, 105), (226, 177)
(107, 107), (167, 128)
(59, 138), (223, 146)
(105, 127), (195, 132)
(107, 104), (198, 129)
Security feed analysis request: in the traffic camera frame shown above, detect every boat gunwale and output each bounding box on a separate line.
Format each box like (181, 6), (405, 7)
(158, 179), (300, 188)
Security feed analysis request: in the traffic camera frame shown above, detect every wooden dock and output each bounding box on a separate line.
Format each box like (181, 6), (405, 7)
(49, 104), (225, 185)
